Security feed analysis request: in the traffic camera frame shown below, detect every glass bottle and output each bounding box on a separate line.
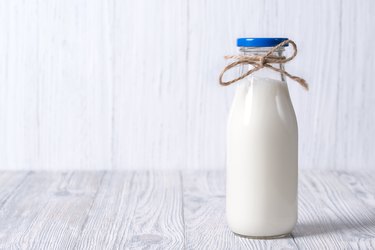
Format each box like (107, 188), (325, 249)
(226, 38), (298, 238)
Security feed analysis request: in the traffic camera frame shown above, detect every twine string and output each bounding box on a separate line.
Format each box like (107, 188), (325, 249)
(219, 39), (308, 90)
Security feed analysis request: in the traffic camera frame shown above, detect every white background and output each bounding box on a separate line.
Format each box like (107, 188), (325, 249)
(0, 0), (374, 170)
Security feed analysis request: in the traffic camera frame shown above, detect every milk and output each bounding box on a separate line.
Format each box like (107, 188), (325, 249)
(226, 76), (298, 238)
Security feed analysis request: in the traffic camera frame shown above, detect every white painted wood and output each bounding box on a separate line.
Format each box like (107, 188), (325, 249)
(0, 170), (374, 249)
(0, 0), (374, 170)
(0, 172), (103, 249)
(111, 0), (189, 170)
(294, 170), (375, 249)
(0, 0), (113, 170)
(182, 171), (298, 249)
(336, 170), (375, 207)
(0, 172), (29, 206)
(75, 171), (184, 249)
(0, 172), (65, 248)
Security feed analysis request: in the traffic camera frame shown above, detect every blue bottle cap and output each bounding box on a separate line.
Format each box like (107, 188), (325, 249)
(237, 38), (289, 47)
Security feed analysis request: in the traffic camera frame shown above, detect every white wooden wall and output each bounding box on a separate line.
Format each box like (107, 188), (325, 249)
(0, 0), (374, 170)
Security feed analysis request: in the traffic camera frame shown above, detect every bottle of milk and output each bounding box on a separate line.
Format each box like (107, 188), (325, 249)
(226, 38), (298, 238)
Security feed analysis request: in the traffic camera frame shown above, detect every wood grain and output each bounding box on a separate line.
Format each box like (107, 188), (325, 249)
(75, 171), (184, 250)
(294, 170), (375, 249)
(182, 170), (298, 249)
(0, 0), (374, 170)
(0, 170), (374, 249)
(0, 172), (29, 207)
(336, 170), (375, 207)
(0, 172), (104, 249)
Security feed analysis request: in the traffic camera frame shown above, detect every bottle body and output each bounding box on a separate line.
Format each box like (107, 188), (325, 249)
(226, 76), (298, 237)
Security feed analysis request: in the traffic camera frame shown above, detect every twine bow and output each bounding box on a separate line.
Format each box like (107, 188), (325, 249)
(219, 39), (308, 90)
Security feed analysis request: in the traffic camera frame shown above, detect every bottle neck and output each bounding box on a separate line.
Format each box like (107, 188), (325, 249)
(239, 47), (286, 82)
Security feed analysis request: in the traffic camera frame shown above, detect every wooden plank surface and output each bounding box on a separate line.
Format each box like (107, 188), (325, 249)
(0, 171), (30, 207)
(0, 172), (64, 249)
(75, 171), (184, 250)
(0, 170), (374, 249)
(0, 172), (104, 249)
(0, 0), (375, 171)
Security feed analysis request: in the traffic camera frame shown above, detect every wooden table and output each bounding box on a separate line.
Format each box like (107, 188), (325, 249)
(0, 170), (374, 249)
